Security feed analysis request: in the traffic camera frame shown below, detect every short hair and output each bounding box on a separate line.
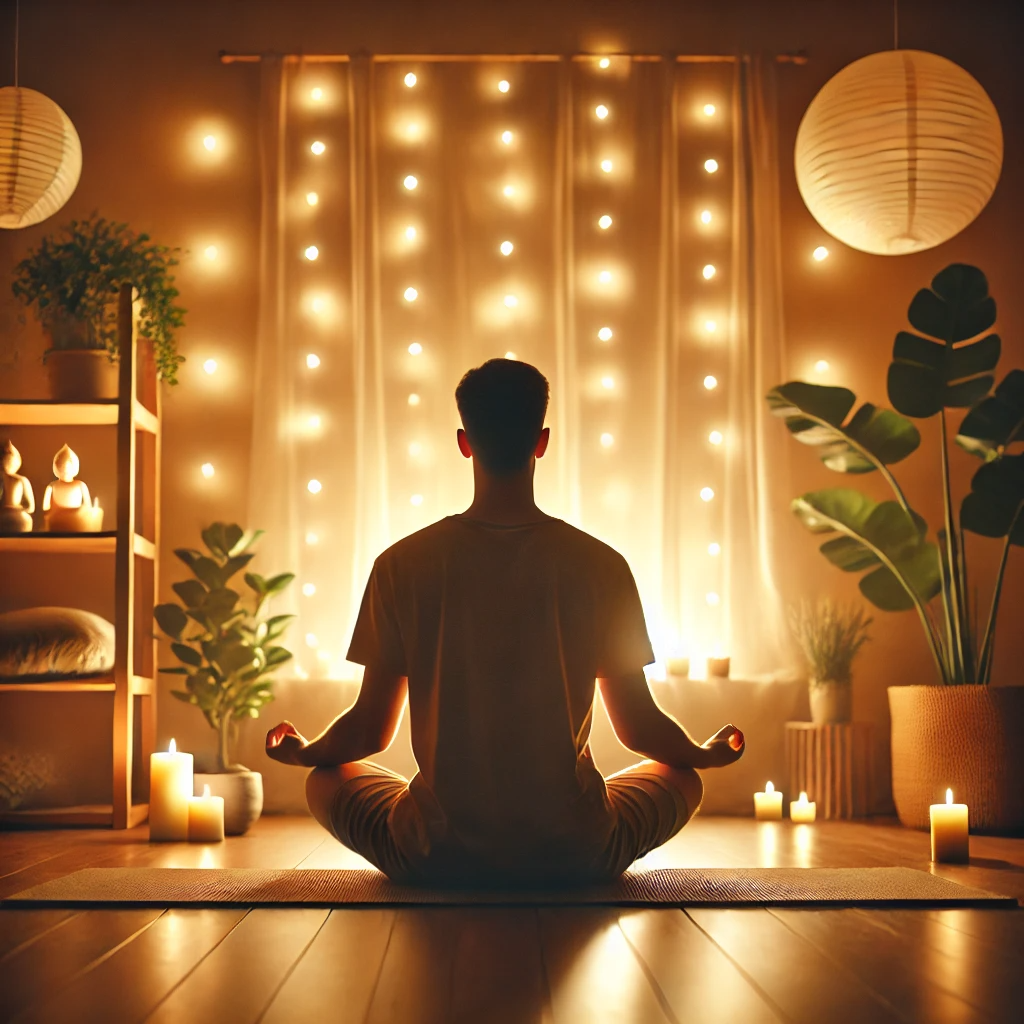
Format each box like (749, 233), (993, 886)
(455, 359), (550, 475)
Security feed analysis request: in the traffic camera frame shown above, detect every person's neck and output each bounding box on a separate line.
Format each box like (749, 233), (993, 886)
(462, 463), (551, 525)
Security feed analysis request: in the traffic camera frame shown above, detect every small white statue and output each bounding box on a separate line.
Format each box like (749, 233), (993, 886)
(43, 444), (104, 532)
(0, 440), (35, 533)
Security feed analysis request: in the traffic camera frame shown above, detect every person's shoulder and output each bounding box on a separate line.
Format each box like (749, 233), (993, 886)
(374, 517), (461, 567)
(545, 520), (632, 573)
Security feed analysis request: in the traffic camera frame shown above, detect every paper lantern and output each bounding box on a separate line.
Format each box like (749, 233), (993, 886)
(795, 51), (1002, 256)
(0, 86), (82, 229)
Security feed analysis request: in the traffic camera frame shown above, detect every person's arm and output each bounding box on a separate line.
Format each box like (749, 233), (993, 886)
(266, 665), (408, 768)
(598, 671), (743, 770)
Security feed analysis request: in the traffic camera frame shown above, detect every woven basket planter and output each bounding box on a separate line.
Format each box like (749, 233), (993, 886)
(889, 685), (1024, 834)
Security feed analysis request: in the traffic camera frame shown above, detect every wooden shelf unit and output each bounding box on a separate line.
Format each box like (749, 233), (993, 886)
(0, 285), (160, 829)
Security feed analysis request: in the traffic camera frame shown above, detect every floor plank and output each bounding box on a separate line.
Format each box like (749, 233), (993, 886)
(0, 907), (77, 960)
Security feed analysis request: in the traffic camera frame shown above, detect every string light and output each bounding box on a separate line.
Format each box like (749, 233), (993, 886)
(709, 430), (724, 445)
(306, 191), (319, 206)
(310, 141), (326, 155)
(404, 286), (419, 302)
(700, 486), (715, 502)
(502, 185), (516, 198)
(702, 264), (716, 280)
(304, 245), (319, 261)
(595, 104), (609, 120)
(501, 130), (513, 145)
(505, 351), (517, 359)
(203, 135), (216, 151)
(504, 294), (518, 308)
(311, 297), (326, 314)
(307, 414), (321, 430)
(201, 462), (215, 479)
(408, 393), (421, 406)
(306, 353), (321, 369)
(703, 103), (716, 117)
(411, 493), (424, 506)
(405, 225), (417, 240)
(708, 542), (721, 556)
(202, 359), (217, 375)
(598, 214), (613, 229)
(305, 633), (319, 648)
(813, 246), (830, 262)
(408, 342), (423, 355)
(403, 175), (418, 190)
(704, 319), (718, 333)
(307, 479), (322, 494)
(700, 209), (712, 224)
(600, 159), (613, 173)
(598, 269), (612, 284)
(302, 583), (317, 596)
(815, 359), (830, 373)
(203, 245), (218, 261)
(704, 158), (719, 173)
(706, 591), (721, 606)
(600, 432), (614, 448)
(404, 72), (417, 88)
(601, 375), (615, 390)
(598, 57), (611, 69)
(498, 80), (510, 93)
(499, 240), (514, 255)
(409, 442), (423, 457)
(310, 87), (324, 101)
(703, 375), (718, 390)
(598, 327), (613, 342)
(305, 531), (319, 545)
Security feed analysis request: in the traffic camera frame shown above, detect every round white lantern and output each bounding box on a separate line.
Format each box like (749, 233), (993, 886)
(0, 86), (83, 230)
(795, 50), (1003, 256)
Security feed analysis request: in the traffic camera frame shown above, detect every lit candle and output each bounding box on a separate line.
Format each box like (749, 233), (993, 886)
(790, 791), (817, 823)
(188, 784), (225, 843)
(930, 788), (969, 864)
(149, 739), (193, 841)
(707, 656), (730, 678)
(666, 657), (690, 678)
(754, 781), (783, 820)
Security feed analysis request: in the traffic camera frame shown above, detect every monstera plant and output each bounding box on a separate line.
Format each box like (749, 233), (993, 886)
(767, 264), (1023, 686)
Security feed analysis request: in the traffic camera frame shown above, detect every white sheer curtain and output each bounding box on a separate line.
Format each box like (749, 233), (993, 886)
(248, 54), (795, 681)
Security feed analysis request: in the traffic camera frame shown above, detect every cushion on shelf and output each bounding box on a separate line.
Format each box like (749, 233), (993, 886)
(0, 607), (115, 680)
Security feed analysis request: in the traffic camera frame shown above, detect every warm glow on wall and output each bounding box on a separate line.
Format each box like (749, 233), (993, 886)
(598, 57), (611, 69)
(404, 72), (417, 88)
(307, 479), (322, 494)
(703, 375), (718, 390)
(203, 245), (218, 261)
(704, 319), (717, 334)
(600, 159), (613, 173)
(706, 591), (721, 605)
(504, 351), (517, 360)
(503, 294), (518, 308)
(709, 430), (723, 445)
(704, 158), (719, 173)
(814, 359), (830, 373)
(598, 214), (613, 230)
(202, 135), (216, 151)
(310, 87), (324, 102)
(700, 209), (712, 225)
(700, 486), (715, 502)
(305, 531), (318, 546)
(601, 375), (615, 390)
(812, 246), (829, 262)
(304, 245), (319, 261)
(708, 542), (721, 556)
(497, 79), (510, 94)
(404, 286), (419, 302)
(410, 493), (424, 506)
(405, 225), (417, 241)
(408, 393), (421, 406)
(501, 130), (513, 145)
(403, 175), (419, 190)
(302, 583), (317, 597)
(306, 191), (319, 206)
(600, 432), (614, 448)
(702, 264), (716, 280)
(306, 353), (321, 369)
(203, 359), (217, 375)
(408, 342), (423, 355)
(502, 184), (516, 198)
(703, 103), (716, 117)
(595, 104), (609, 120)
(499, 240), (514, 255)
(598, 327), (613, 342)
(201, 463), (215, 479)
(310, 140), (326, 155)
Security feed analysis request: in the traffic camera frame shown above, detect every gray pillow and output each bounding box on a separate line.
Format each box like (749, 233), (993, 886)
(0, 608), (115, 680)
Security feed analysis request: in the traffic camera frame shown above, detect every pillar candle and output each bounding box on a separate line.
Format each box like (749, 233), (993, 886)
(666, 657), (690, 678)
(188, 784), (225, 842)
(149, 738), (193, 841)
(930, 788), (969, 864)
(707, 656), (730, 678)
(790, 791), (817, 823)
(754, 781), (783, 820)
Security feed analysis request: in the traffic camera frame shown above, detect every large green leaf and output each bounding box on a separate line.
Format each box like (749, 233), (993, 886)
(766, 382), (919, 473)
(887, 264), (1000, 419)
(956, 369), (1024, 461)
(154, 603), (188, 640)
(792, 488), (941, 611)
(201, 522), (231, 558)
(171, 579), (207, 609)
(170, 642), (203, 667)
(961, 454), (1024, 546)
(201, 588), (241, 628)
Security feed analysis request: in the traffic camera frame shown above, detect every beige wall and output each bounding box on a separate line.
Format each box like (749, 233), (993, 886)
(1, 0), (1022, 811)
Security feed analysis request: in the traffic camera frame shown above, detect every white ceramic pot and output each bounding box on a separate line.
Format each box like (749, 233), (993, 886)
(809, 680), (852, 725)
(194, 770), (264, 836)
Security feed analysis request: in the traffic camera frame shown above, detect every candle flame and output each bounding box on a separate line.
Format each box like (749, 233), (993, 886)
(169, 738), (176, 754)
(765, 781), (774, 794)
(203, 784), (211, 799)
(946, 788), (953, 805)
(799, 791), (808, 803)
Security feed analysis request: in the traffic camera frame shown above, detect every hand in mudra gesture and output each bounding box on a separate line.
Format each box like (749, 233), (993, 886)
(698, 725), (745, 769)
(265, 721), (311, 766)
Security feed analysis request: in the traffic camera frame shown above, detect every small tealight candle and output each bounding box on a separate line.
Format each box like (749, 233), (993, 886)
(754, 781), (783, 820)
(707, 656), (730, 678)
(790, 791), (817, 823)
(930, 788), (969, 864)
(666, 657), (690, 678)
(188, 784), (225, 843)
(149, 739), (193, 841)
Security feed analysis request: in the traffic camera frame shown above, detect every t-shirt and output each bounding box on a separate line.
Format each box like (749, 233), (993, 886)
(346, 514), (655, 877)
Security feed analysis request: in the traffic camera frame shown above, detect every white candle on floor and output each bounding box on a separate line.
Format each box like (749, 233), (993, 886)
(188, 784), (225, 843)
(930, 788), (969, 863)
(790, 791), (817, 823)
(754, 781), (783, 820)
(149, 739), (193, 841)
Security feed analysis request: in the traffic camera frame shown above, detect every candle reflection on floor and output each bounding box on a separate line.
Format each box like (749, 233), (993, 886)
(793, 823), (813, 868)
(757, 822), (778, 868)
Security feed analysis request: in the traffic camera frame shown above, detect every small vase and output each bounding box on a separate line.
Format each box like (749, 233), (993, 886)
(45, 349), (119, 402)
(194, 771), (264, 836)
(809, 680), (852, 724)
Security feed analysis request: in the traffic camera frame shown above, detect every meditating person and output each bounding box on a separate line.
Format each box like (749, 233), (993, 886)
(266, 358), (744, 886)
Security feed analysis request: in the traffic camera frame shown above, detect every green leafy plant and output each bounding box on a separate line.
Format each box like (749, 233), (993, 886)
(155, 523), (295, 771)
(11, 214), (187, 384)
(768, 264), (1023, 685)
(789, 600), (872, 686)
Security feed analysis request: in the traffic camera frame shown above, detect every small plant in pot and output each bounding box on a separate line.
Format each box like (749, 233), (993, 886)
(789, 600), (872, 725)
(155, 522), (294, 835)
(12, 214), (186, 400)
(767, 264), (1023, 833)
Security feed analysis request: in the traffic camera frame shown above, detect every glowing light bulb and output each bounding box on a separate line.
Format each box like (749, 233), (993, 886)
(402, 227), (417, 244)
(311, 296), (326, 314)
(709, 430), (724, 445)
(498, 79), (510, 93)
(203, 359), (217, 375)
(408, 393), (421, 406)
(595, 104), (609, 120)
(304, 245), (319, 261)
(600, 159), (613, 173)
(203, 135), (216, 151)
(409, 442), (422, 457)
(703, 375), (718, 390)
(598, 327), (613, 342)
(310, 87), (324, 101)
(310, 140), (326, 155)
(700, 209), (712, 224)
(700, 486), (715, 502)
(598, 269), (612, 284)
(305, 531), (319, 545)
(813, 246), (829, 262)
(703, 103), (716, 117)
(499, 240), (514, 256)
(704, 319), (717, 333)
(306, 191), (319, 206)
(503, 294), (518, 308)
(598, 214), (613, 230)
(504, 351), (517, 360)
(708, 542), (721, 556)
(201, 462), (214, 479)
(302, 583), (316, 596)
(404, 286), (419, 302)
(501, 130), (513, 145)
(306, 353), (321, 369)
(600, 432), (614, 448)
(410, 493), (424, 506)
(307, 479), (322, 494)
(706, 591), (721, 606)
(601, 375), (615, 390)
(404, 72), (417, 88)
(203, 245), (218, 261)
(704, 158), (719, 173)
(598, 57), (611, 69)
(305, 633), (319, 648)
(307, 414), (321, 430)
(403, 174), (418, 190)
(502, 185), (515, 198)
(815, 359), (830, 373)
(408, 342), (423, 355)
(702, 264), (716, 280)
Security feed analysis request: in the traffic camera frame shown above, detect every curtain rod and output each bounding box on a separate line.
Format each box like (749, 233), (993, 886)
(218, 51), (808, 66)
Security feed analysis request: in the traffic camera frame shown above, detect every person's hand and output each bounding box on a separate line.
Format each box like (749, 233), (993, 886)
(265, 721), (311, 766)
(697, 724), (745, 769)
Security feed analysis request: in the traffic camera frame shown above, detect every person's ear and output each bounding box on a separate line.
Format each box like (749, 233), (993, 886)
(457, 428), (473, 460)
(535, 427), (550, 459)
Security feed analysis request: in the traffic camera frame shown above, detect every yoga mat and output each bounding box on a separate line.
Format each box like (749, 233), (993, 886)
(3, 867), (1015, 908)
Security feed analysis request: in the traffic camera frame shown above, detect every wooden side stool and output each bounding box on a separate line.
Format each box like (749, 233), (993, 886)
(785, 722), (873, 819)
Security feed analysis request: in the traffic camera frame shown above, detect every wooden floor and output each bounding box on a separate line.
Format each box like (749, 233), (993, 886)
(1, 816), (1022, 1023)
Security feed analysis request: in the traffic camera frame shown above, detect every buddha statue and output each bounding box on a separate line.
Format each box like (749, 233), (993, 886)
(42, 444), (104, 532)
(0, 440), (35, 533)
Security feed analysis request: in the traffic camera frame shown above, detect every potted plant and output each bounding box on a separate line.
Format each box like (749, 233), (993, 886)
(155, 522), (294, 835)
(12, 214), (186, 400)
(789, 600), (872, 724)
(767, 264), (1023, 833)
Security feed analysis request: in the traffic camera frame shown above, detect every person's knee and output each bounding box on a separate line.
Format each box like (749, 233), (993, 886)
(305, 766), (340, 831)
(659, 764), (703, 822)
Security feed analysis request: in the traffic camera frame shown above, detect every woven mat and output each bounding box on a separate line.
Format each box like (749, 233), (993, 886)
(3, 867), (1014, 908)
